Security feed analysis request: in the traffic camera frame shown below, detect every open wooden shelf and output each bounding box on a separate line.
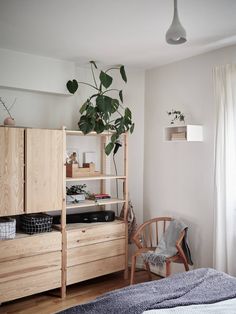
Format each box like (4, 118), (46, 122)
(66, 175), (126, 182)
(66, 130), (118, 136)
(66, 198), (125, 209)
(65, 219), (125, 231)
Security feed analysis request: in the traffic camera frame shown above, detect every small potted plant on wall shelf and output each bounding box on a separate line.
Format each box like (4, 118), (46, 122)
(167, 110), (185, 125)
(66, 184), (88, 204)
(66, 61), (134, 155)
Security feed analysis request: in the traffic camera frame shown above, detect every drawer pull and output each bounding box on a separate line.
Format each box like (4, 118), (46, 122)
(77, 240), (80, 243)
(82, 230), (86, 233)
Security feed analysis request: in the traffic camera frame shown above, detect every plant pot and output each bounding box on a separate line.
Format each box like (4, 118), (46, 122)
(4, 117), (15, 126)
(66, 193), (86, 204)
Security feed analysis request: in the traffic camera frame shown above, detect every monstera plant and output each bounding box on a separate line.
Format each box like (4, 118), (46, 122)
(66, 61), (134, 155)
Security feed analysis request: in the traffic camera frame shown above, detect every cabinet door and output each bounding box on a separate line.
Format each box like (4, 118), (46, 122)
(0, 127), (24, 216)
(25, 129), (63, 212)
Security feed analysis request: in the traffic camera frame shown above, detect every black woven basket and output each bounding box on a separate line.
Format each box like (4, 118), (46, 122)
(20, 213), (53, 235)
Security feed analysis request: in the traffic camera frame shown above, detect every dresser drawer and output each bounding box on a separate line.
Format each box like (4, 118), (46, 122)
(67, 255), (125, 285)
(0, 270), (61, 303)
(67, 238), (125, 267)
(0, 251), (61, 283)
(67, 221), (126, 249)
(0, 231), (62, 262)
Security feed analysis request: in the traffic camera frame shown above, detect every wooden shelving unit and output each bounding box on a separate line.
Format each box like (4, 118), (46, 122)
(0, 126), (129, 304)
(62, 127), (129, 293)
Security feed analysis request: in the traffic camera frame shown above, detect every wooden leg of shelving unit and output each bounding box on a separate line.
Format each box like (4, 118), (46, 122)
(100, 136), (106, 194)
(61, 127), (67, 299)
(61, 227), (67, 299)
(124, 221), (129, 280)
(123, 133), (129, 280)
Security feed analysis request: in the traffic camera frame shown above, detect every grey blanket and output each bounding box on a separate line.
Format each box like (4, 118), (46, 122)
(58, 268), (236, 314)
(142, 219), (193, 266)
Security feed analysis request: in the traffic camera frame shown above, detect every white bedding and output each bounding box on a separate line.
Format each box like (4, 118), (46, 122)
(143, 298), (236, 314)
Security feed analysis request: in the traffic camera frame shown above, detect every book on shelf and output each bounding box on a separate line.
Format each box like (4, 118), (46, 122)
(171, 132), (186, 140)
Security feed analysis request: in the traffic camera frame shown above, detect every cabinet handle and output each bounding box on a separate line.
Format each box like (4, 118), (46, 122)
(77, 240), (80, 243)
(82, 230), (86, 233)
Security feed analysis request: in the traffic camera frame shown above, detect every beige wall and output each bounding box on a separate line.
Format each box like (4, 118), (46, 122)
(144, 44), (236, 268)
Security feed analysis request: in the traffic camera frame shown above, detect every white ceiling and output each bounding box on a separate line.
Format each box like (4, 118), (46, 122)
(0, 0), (236, 69)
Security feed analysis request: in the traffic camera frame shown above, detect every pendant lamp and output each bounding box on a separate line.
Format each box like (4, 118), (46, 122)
(166, 0), (186, 45)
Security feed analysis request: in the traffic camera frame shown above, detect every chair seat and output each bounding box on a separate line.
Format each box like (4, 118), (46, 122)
(133, 247), (183, 262)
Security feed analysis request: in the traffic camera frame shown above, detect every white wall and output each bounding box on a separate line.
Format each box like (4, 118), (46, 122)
(0, 48), (75, 94)
(0, 48), (78, 129)
(144, 44), (236, 269)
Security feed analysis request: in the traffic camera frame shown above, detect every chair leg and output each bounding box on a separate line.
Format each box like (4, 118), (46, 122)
(183, 260), (189, 271)
(144, 262), (152, 281)
(130, 254), (137, 285)
(166, 260), (171, 277)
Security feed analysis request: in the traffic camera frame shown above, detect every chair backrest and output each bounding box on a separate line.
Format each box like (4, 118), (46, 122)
(132, 217), (174, 249)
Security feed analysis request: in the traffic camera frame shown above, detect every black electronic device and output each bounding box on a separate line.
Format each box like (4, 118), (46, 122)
(53, 210), (115, 224)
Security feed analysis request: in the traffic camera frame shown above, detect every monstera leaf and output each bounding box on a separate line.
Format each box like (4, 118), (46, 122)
(66, 80), (78, 94)
(66, 62), (134, 155)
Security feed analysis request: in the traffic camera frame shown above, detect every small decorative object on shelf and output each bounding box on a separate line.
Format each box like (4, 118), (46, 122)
(88, 193), (111, 201)
(66, 184), (87, 204)
(66, 162), (100, 178)
(0, 217), (16, 240)
(20, 213), (53, 235)
(171, 131), (186, 140)
(167, 110), (185, 125)
(0, 97), (16, 126)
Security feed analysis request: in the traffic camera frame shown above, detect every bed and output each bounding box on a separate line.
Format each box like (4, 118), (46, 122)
(58, 268), (236, 314)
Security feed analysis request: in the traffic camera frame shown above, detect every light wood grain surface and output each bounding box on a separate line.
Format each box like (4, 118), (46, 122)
(0, 127), (24, 216)
(25, 128), (63, 212)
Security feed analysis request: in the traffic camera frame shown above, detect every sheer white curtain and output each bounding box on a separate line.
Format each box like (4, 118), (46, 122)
(213, 64), (236, 276)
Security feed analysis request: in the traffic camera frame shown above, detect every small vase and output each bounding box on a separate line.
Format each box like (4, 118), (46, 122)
(4, 117), (15, 126)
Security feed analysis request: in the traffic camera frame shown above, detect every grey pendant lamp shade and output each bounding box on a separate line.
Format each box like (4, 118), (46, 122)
(166, 0), (186, 44)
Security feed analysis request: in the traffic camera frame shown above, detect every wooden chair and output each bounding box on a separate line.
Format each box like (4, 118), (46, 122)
(130, 217), (189, 285)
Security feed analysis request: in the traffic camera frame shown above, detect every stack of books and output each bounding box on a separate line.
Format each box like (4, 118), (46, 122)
(171, 132), (186, 140)
(89, 193), (111, 200)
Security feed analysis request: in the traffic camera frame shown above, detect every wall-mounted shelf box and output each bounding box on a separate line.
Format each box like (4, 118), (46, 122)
(164, 125), (203, 142)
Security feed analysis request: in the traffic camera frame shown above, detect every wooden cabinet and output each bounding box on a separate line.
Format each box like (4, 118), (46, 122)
(0, 231), (62, 303)
(0, 127), (24, 216)
(0, 127), (129, 304)
(25, 129), (63, 212)
(66, 221), (126, 285)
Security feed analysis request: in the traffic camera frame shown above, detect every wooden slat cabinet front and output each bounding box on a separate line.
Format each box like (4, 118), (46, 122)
(0, 127), (24, 216)
(0, 231), (62, 303)
(66, 221), (126, 285)
(67, 220), (126, 248)
(25, 128), (63, 212)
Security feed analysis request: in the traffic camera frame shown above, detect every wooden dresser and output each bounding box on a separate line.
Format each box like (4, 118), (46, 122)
(66, 220), (126, 285)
